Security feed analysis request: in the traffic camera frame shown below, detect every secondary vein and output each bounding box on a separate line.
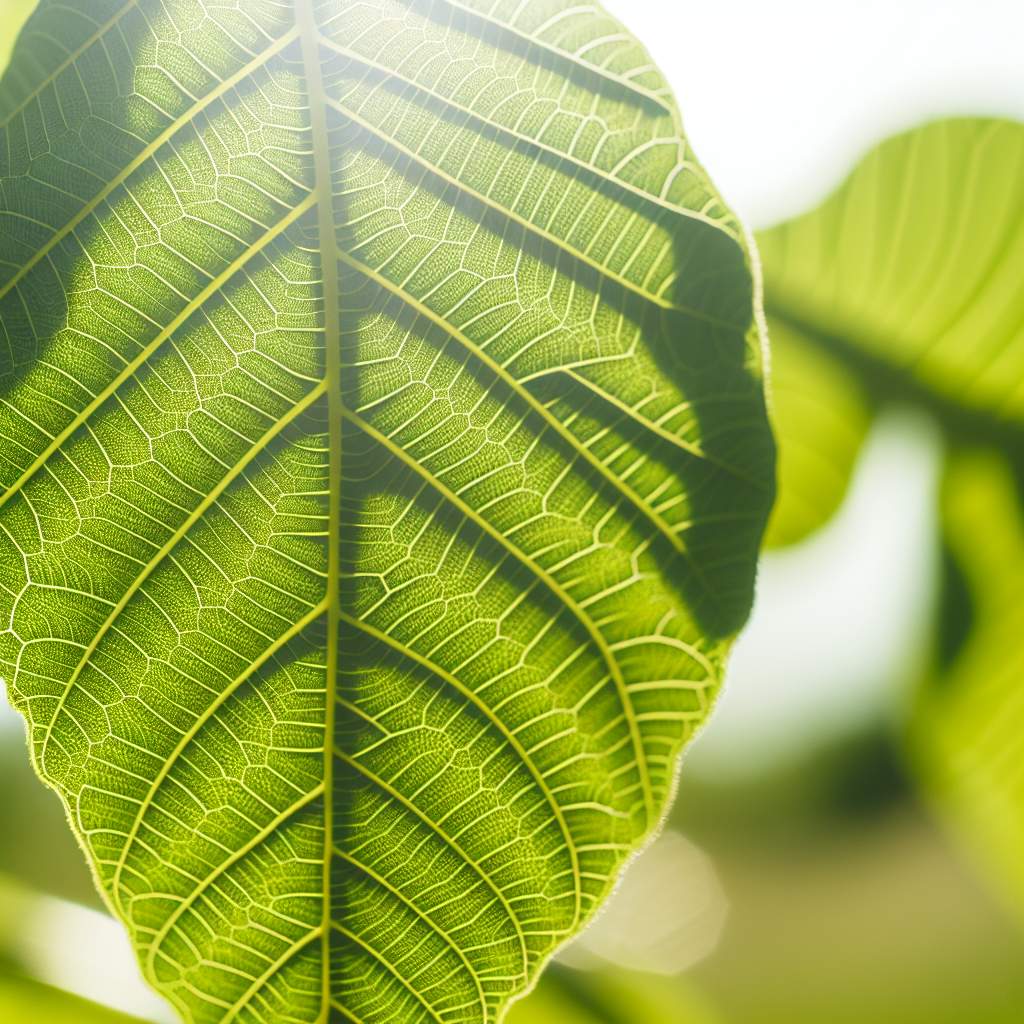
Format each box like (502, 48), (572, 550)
(0, 27), (301, 304)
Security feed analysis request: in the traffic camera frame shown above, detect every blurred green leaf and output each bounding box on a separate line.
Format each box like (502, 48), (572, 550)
(506, 963), (720, 1024)
(0, 972), (147, 1024)
(757, 118), (1024, 547)
(912, 452), (1024, 920)
(0, 734), (105, 908)
(763, 317), (871, 546)
(760, 118), (1024, 432)
(0, 0), (35, 68)
(756, 117), (1024, 936)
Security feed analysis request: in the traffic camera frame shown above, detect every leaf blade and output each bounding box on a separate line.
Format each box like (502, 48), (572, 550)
(0, 2), (773, 1021)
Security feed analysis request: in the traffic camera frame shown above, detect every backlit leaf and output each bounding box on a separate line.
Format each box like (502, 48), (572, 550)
(0, 2), (772, 1021)
(757, 117), (1024, 547)
(762, 317), (870, 547)
(0, 974), (147, 1024)
(759, 117), (1024, 429)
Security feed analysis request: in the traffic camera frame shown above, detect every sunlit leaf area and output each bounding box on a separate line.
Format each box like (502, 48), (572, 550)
(2, 2), (1023, 1023)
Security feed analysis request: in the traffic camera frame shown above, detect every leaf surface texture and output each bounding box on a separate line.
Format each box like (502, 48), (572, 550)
(0, 1), (772, 1021)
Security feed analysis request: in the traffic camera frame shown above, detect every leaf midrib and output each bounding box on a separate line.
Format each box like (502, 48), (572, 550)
(340, 605), (582, 936)
(341, 403), (656, 823)
(296, 6), (341, 1021)
(115, 599), (330, 928)
(330, 839), (487, 1017)
(37, 351), (326, 780)
(332, 745), (530, 981)
(337, 248), (691, 588)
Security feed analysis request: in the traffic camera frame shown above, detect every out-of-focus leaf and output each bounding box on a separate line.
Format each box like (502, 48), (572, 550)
(912, 452), (1024, 919)
(0, 0), (35, 68)
(756, 118), (1024, 550)
(506, 963), (720, 1024)
(756, 116), (1024, 930)
(0, 873), (176, 1022)
(0, 729), (105, 907)
(759, 118), (1024, 431)
(763, 318), (871, 546)
(0, 973), (148, 1024)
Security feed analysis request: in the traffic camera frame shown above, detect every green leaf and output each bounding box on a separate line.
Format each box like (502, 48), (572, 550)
(0, 2), (772, 1021)
(759, 117), (1024, 431)
(912, 451), (1024, 920)
(754, 117), (1024, 933)
(762, 317), (871, 547)
(757, 117), (1024, 547)
(507, 964), (720, 1024)
(0, 973), (149, 1024)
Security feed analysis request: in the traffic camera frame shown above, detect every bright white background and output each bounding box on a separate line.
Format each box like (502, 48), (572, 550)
(606, 0), (1024, 228)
